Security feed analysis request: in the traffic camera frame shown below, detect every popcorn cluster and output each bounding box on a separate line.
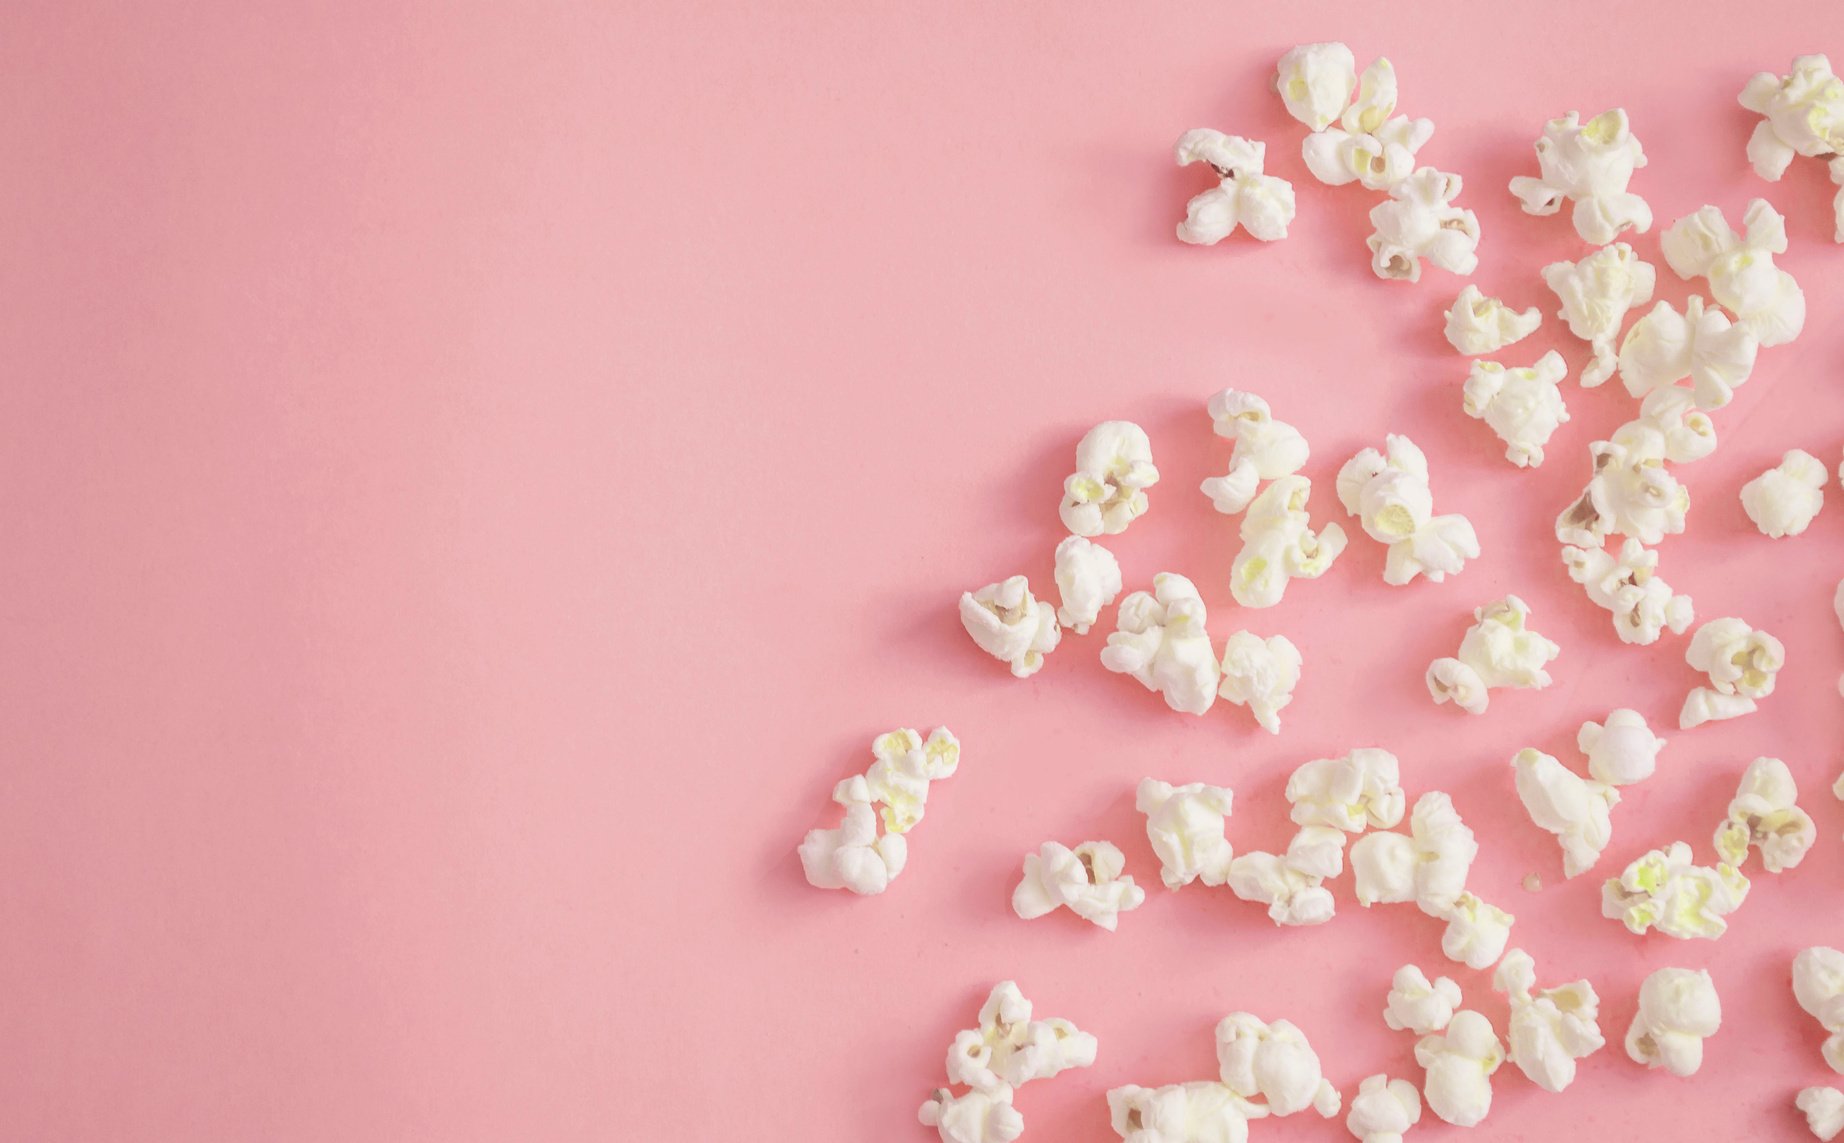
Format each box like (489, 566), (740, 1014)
(800, 727), (961, 895)
(921, 982), (1097, 1143)
(1426, 595), (1560, 714)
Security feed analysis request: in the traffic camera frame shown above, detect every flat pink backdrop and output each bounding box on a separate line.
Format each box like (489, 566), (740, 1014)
(4, 1), (1844, 1139)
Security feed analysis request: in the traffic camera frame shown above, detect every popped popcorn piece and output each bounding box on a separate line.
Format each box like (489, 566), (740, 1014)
(1286, 748), (1407, 833)
(1561, 538), (1694, 645)
(1061, 421), (1161, 537)
(1714, 757), (1816, 872)
(864, 727), (962, 833)
(1444, 284), (1541, 355)
(1202, 458), (1260, 515)
(1578, 708), (1667, 786)
(1741, 449), (1827, 538)
(1285, 826), (1349, 880)
(1513, 748), (1618, 878)
(1616, 295), (1759, 409)
(1231, 476), (1347, 608)
(1103, 573), (1220, 715)
(1800, 1087), (1844, 1142)
(1275, 42), (1358, 132)
(1053, 536), (1123, 635)
(1106, 1082), (1265, 1143)
(1440, 892), (1514, 970)
(1680, 617), (1784, 728)
(1367, 167), (1481, 282)
(1218, 632), (1302, 733)
(1661, 199), (1806, 346)
(1493, 948), (1605, 1093)
(1137, 778), (1236, 890)
(1293, 55), (1436, 192)
(1228, 850), (1335, 927)
(1426, 595), (1560, 715)
(1336, 434), (1479, 584)
(1415, 1010), (1504, 1128)
(1344, 1075), (1421, 1143)
(1554, 436), (1689, 548)
(920, 1086), (1024, 1143)
(1462, 350), (1570, 467)
(1625, 967), (1721, 1077)
(1619, 386), (1718, 464)
(1601, 841), (1750, 939)
(800, 728), (959, 894)
(1384, 965), (1462, 1035)
(1411, 792), (1480, 916)
(1510, 109), (1653, 244)
(1738, 55), (1844, 181)
(1207, 390), (1310, 480)
(961, 576), (1062, 677)
(1542, 243), (1657, 387)
(1176, 130), (1296, 244)
(1013, 840), (1146, 930)
(1350, 831), (1416, 906)
(1796, 948), (1844, 1073)
(1216, 1013), (1342, 1118)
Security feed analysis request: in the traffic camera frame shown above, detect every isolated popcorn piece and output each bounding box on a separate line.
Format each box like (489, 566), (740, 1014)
(1061, 421), (1160, 537)
(1617, 295), (1760, 409)
(1680, 617), (1784, 729)
(864, 727), (962, 833)
(1741, 449), (1828, 538)
(1441, 892), (1514, 970)
(1175, 130), (1297, 244)
(1561, 538), (1694, 646)
(1739, 55), (1844, 180)
(1286, 748), (1407, 833)
(1801, 1088), (1844, 1142)
(1462, 350), (1570, 467)
(1578, 708), (1667, 786)
(799, 776), (909, 895)
(1052, 536), (1123, 635)
(1013, 840), (1146, 930)
(1231, 476), (1348, 608)
(919, 1086), (1024, 1143)
(1714, 757), (1816, 872)
(960, 576), (1061, 678)
(1106, 1081), (1266, 1143)
(1275, 42), (1359, 132)
(1554, 436), (1690, 548)
(1228, 850), (1335, 927)
(1103, 573), (1221, 715)
(944, 980), (1101, 1093)
(1510, 109), (1653, 244)
(1415, 1010), (1504, 1128)
(1614, 386), (1718, 465)
(1385, 965), (1462, 1035)
(1795, 947), (1844, 1073)
(1336, 434), (1479, 584)
(1137, 778), (1236, 890)
(1216, 1013), (1342, 1118)
(1202, 458), (1260, 515)
(1297, 57), (1436, 192)
(1218, 632), (1302, 733)
(1411, 792), (1480, 915)
(1344, 1075), (1421, 1143)
(1626, 967), (1721, 1077)
(1601, 841), (1750, 939)
(1444, 285), (1542, 355)
(1208, 389), (1310, 480)
(1494, 948), (1605, 1093)
(1542, 243), (1657, 387)
(1513, 748), (1618, 878)
(1426, 595), (1560, 715)
(1350, 831), (1416, 906)
(1661, 199), (1806, 346)
(1367, 167), (1481, 282)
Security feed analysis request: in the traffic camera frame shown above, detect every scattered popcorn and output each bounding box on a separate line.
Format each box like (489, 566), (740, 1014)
(1217, 631), (1302, 733)
(1800, 1087), (1844, 1142)
(1542, 243), (1657, 387)
(1513, 748), (1618, 878)
(1625, 966), (1721, 1077)
(1344, 1075), (1421, 1143)
(1231, 476), (1348, 608)
(1444, 284), (1541, 355)
(1216, 1013), (1342, 1118)
(961, 576), (1062, 678)
(1202, 458), (1260, 515)
(1615, 386), (1718, 465)
(925, 981), (1098, 1142)
(1286, 748), (1407, 832)
(1350, 831), (1416, 906)
(1228, 850), (1336, 927)
(1336, 434), (1479, 584)
(1738, 55), (1844, 181)
(1103, 573), (1221, 715)
(920, 1086), (1024, 1143)
(1137, 779), (1236, 890)
(1661, 199), (1806, 347)
(1795, 947), (1844, 1073)
(1053, 536), (1123, 635)
(1411, 792), (1480, 916)
(1176, 130), (1297, 244)
(1384, 964), (1462, 1035)
(1680, 617), (1784, 728)
(1616, 295), (1759, 410)
(1367, 167), (1481, 282)
(1013, 840), (1146, 930)
(1561, 538), (1694, 645)
(1441, 892), (1514, 970)
(1415, 1010), (1504, 1128)
(1578, 708), (1667, 786)
(800, 728), (960, 894)
(1741, 448), (1828, 538)
(1207, 390), (1310, 480)
(1426, 595), (1560, 715)
(1061, 421), (1161, 537)
(1510, 109), (1653, 244)
(1106, 1082), (1265, 1143)
(1602, 841), (1750, 939)
(1462, 350), (1570, 467)
(1714, 757), (1817, 872)
(1493, 948), (1605, 1093)
(1275, 42), (1359, 132)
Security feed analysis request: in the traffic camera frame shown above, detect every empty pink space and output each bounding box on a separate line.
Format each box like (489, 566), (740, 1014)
(4, 0), (1844, 1139)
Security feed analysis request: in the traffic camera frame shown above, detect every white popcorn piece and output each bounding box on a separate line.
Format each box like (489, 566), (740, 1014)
(1228, 850), (1335, 927)
(1617, 295), (1760, 410)
(1384, 965), (1462, 1035)
(1625, 967), (1721, 1077)
(1336, 434), (1479, 585)
(1137, 778), (1236, 890)
(1286, 748), (1406, 833)
(1218, 632), (1302, 733)
(1680, 617), (1784, 728)
(862, 727), (961, 833)
(1462, 350), (1570, 467)
(1614, 386), (1718, 465)
(1578, 708), (1666, 786)
(1285, 826), (1349, 880)
(1796, 948), (1844, 1074)
(961, 576), (1062, 678)
(1426, 595), (1560, 715)
(1103, 573), (1221, 715)
(1513, 748), (1618, 878)
(1561, 538), (1694, 646)
(944, 981), (1100, 1093)
(1542, 243), (1657, 387)
(1661, 199), (1806, 347)
(1493, 948), (1605, 1093)
(1411, 792), (1480, 916)
(1275, 42), (1358, 132)
(1106, 1082), (1265, 1143)
(1202, 458), (1260, 516)
(1739, 56), (1844, 181)
(1231, 476), (1347, 608)
(1714, 757), (1816, 873)
(920, 1086), (1024, 1143)
(1216, 1013), (1342, 1118)
(1344, 1075), (1421, 1143)
(1444, 284), (1541, 356)
(1367, 167), (1480, 282)
(1207, 389), (1310, 480)
(1510, 109), (1653, 245)
(1295, 56), (1435, 192)
(1061, 421), (1161, 537)
(1680, 688), (1759, 729)
(1415, 1010), (1504, 1128)
(1176, 130), (1297, 244)
(1741, 449), (1828, 538)
(1013, 840), (1146, 930)
(1350, 831), (1416, 906)
(1440, 892), (1514, 970)
(1052, 536), (1122, 635)
(1801, 1088), (1844, 1142)
(1601, 841), (1750, 939)
(800, 728), (960, 894)
(1555, 436), (1690, 549)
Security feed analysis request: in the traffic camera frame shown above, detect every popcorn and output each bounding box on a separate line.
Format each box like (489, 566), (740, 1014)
(1462, 350), (1570, 467)
(1794, 947), (1844, 1073)
(1175, 130), (1297, 244)
(1554, 436), (1689, 548)
(1800, 1088), (1844, 1142)
(1336, 434), (1479, 584)
(1286, 748), (1407, 832)
(1616, 295), (1759, 409)
(1426, 595), (1560, 715)
(800, 728), (960, 894)
(1542, 243), (1657, 387)
(924, 980), (1098, 1142)
(1217, 632), (1302, 733)
(1513, 748), (1618, 878)
(1741, 449), (1827, 538)
(1305, 114), (1436, 192)
(1053, 536), (1123, 635)
(1106, 1082), (1264, 1143)
(1286, 826), (1349, 880)
(1231, 476), (1347, 607)
(1625, 967), (1721, 1077)
(1344, 1075), (1421, 1143)
(1215, 1013), (1342, 1118)
(1061, 421), (1161, 537)
(1350, 831), (1416, 906)
(1602, 841), (1750, 939)
(1207, 389), (1310, 480)
(1411, 792), (1480, 916)
(961, 576), (1062, 677)
(1275, 42), (1358, 132)
(1384, 964), (1462, 1035)
(1578, 708), (1667, 786)
(864, 727), (963, 833)
(1444, 284), (1541, 355)
(1493, 948), (1605, 1093)
(1137, 778), (1236, 890)
(1615, 386), (1718, 465)
(1013, 840), (1146, 930)
(1714, 757), (1816, 873)
(1367, 167), (1481, 282)
(1510, 109), (1652, 244)
(1440, 892), (1514, 970)
(920, 1087), (1024, 1143)
(1415, 1010), (1504, 1127)
(1738, 55), (1844, 180)
(1202, 459), (1260, 516)
(1561, 538), (1694, 645)
(1228, 850), (1335, 927)
(1103, 573), (1221, 715)
(1680, 617), (1784, 729)
(1661, 199), (1806, 347)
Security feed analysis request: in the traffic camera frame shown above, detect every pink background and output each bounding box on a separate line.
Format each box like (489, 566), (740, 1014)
(5, 1), (1844, 1139)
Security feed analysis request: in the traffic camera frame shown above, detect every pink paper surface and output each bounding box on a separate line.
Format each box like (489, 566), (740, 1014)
(5, 2), (1844, 1139)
